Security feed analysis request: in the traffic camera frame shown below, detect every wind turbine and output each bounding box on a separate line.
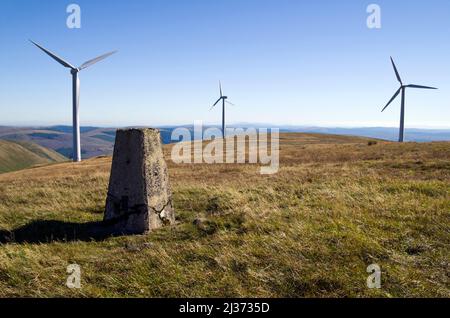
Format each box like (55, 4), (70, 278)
(382, 57), (437, 142)
(30, 40), (117, 162)
(211, 82), (235, 138)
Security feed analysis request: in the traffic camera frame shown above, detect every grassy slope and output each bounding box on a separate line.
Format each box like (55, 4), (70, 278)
(0, 127), (116, 160)
(0, 133), (448, 297)
(0, 140), (67, 174)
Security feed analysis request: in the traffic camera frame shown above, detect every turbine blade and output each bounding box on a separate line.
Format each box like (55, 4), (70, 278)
(30, 40), (75, 69)
(405, 84), (438, 90)
(226, 101), (235, 106)
(210, 98), (221, 110)
(78, 50), (117, 70)
(390, 57), (403, 85)
(219, 81), (223, 97)
(382, 88), (401, 112)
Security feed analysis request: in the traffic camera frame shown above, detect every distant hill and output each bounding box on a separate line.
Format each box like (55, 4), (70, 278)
(1, 125), (449, 160)
(0, 140), (67, 173)
(276, 127), (450, 142)
(0, 126), (175, 160)
(0, 126), (118, 160)
(159, 124), (450, 142)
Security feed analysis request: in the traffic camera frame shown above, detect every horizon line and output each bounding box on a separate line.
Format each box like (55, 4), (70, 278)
(1, 123), (450, 130)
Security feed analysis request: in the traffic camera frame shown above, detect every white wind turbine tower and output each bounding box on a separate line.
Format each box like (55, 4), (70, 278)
(30, 40), (117, 162)
(382, 57), (438, 142)
(211, 81), (235, 138)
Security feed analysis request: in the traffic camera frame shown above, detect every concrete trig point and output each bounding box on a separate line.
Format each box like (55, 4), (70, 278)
(104, 128), (175, 234)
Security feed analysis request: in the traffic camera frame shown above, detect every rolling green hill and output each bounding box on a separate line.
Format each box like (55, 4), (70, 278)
(0, 140), (67, 173)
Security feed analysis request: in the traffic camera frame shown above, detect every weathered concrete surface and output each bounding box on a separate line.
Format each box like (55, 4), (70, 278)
(104, 128), (175, 234)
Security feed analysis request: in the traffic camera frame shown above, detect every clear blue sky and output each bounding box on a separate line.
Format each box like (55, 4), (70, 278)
(0, 0), (449, 128)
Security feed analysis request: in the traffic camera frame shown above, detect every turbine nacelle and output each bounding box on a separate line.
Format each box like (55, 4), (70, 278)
(210, 82), (234, 109)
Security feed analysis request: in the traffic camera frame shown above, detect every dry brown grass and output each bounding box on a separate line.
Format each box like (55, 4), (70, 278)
(0, 133), (449, 297)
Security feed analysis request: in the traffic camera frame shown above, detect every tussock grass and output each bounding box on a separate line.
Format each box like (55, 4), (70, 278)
(0, 134), (449, 297)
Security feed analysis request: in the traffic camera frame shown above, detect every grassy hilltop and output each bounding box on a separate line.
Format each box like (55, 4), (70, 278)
(0, 140), (66, 174)
(0, 133), (448, 297)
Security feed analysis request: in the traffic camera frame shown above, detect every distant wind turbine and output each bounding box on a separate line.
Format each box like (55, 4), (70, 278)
(30, 40), (117, 162)
(211, 82), (235, 138)
(382, 57), (437, 142)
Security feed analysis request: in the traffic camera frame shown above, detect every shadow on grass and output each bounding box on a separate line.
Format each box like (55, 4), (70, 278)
(0, 219), (126, 244)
